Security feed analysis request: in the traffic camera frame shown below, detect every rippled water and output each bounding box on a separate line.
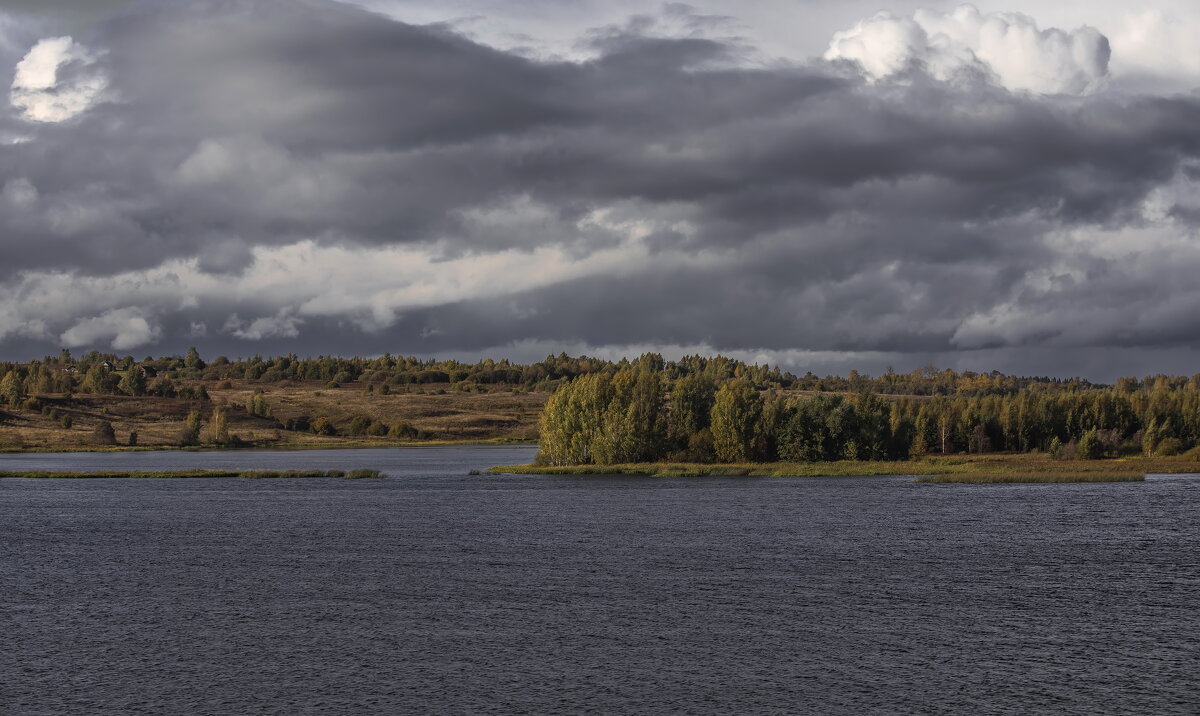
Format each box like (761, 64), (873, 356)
(3, 447), (1199, 714)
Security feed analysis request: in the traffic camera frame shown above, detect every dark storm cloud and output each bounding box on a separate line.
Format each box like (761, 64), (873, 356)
(5, 0), (1200, 377)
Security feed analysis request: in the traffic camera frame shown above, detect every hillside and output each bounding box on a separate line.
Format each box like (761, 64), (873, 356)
(0, 380), (545, 451)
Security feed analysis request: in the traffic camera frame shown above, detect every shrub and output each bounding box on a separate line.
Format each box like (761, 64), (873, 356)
(92, 421), (117, 446)
(311, 417), (336, 436)
(1076, 429), (1104, 460)
(388, 421), (418, 439)
(284, 416), (311, 432)
(180, 410), (201, 446)
(60, 414), (73, 429)
(1155, 437), (1184, 457)
(128, 430), (138, 447)
(347, 415), (372, 436)
(148, 376), (177, 397)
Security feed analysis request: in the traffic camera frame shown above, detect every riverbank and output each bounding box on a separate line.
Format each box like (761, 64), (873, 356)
(0, 469), (385, 479)
(489, 454), (1200, 482)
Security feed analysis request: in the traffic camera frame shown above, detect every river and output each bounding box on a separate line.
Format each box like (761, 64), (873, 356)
(3, 446), (1198, 714)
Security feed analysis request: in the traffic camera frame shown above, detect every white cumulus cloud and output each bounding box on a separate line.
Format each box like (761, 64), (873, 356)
(10, 36), (107, 122)
(825, 4), (1110, 95)
(60, 308), (160, 350)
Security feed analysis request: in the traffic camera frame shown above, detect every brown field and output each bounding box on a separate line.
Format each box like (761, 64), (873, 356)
(0, 379), (546, 451)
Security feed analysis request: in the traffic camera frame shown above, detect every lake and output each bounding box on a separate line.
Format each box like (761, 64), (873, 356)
(3, 446), (1198, 714)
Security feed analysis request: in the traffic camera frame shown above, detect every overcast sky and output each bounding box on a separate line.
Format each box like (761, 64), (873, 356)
(4, 0), (1200, 380)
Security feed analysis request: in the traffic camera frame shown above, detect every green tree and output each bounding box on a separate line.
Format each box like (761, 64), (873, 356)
(185, 347), (205, 371)
(181, 410), (202, 445)
(779, 396), (832, 462)
(0, 371), (25, 405)
(245, 390), (271, 418)
(81, 365), (118, 394)
(1077, 428), (1103, 460)
(537, 373), (612, 465)
(667, 374), (715, 450)
(710, 380), (762, 462)
(590, 370), (665, 465)
(119, 368), (147, 396)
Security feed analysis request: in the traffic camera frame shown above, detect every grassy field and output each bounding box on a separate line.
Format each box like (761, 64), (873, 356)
(489, 453), (1200, 482)
(0, 469), (384, 479)
(0, 379), (545, 451)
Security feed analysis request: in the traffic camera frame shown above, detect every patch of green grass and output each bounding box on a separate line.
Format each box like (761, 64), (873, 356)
(915, 472), (1145, 484)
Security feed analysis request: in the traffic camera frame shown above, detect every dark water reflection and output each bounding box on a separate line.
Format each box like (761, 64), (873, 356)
(3, 447), (1198, 714)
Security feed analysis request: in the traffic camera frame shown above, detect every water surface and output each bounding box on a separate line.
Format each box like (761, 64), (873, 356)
(3, 447), (1198, 714)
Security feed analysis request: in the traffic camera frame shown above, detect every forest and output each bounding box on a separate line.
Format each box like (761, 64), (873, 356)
(0, 348), (1106, 399)
(536, 364), (1200, 466)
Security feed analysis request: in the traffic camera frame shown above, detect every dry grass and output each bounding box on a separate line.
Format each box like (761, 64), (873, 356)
(222, 380), (543, 442)
(0, 379), (545, 451)
(490, 452), (1200, 481)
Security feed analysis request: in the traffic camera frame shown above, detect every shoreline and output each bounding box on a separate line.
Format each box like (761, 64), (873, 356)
(0, 469), (385, 479)
(488, 455), (1200, 483)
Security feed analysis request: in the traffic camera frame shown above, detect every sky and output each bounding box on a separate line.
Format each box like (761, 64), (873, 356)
(3, 0), (1200, 380)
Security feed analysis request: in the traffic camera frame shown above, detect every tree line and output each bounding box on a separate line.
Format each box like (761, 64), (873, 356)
(537, 367), (1200, 465)
(0, 348), (1171, 402)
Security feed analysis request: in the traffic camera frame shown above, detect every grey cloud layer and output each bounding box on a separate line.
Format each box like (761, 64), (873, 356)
(4, 0), (1200, 378)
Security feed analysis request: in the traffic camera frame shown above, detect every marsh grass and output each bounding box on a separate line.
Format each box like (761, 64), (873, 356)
(491, 453), (1200, 481)
(915, 472), (1145, 484)
(344, 469), (384, 479)
(487, 461), (958, 478)
(0, 469), (386, 479)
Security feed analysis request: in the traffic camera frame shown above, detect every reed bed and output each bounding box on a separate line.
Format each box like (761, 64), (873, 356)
(915, 472), (1145, 484)
(491, 454), (1200, 481)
